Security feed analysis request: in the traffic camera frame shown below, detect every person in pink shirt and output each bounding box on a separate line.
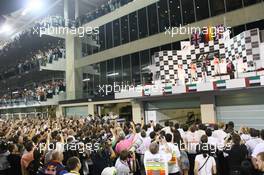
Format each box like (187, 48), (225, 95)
(21, 141), (35, 175)
(115, 122), (136, 154)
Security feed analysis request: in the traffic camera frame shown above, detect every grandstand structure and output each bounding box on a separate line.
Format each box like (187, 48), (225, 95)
(0, 0), (264, 129)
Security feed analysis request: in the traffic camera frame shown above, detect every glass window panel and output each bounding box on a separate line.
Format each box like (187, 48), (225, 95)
(209, 0), (225, 16)
(122, 55), (131, 84)
(106, 22), (113, 49)
(114, 57), (122, 84)
(99, 25), (106, 51)
(129, 12), (139, 41)
(158, 0), (170, 32)
(138, 8), (148, 38)
(195, 0), (209, 20)
(172, 41), (181, 50)
(100, 61), (107, 85)
(246, 20), (264, 30)
(182, 0), (195, 25)
(107, 59), (114, 85)
(169, 0), (182, 27)
(93, 64), (100, 95)
(131, 53), (141, 85)
(243, 0), (262, 6)
(113, 19), (121, 47)
(226, 0), (242, 12)
(83, 73), (93, 97)
(148, 3), (159, 35)
(161, 43), (172, 51)
(233, 25), (246, 36)
(92, 46), (99, 54)
(140, 50), (152, 84)
(121, 16), (129, 44)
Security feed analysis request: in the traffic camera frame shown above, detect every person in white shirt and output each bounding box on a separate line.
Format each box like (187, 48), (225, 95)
(194, 151), (216, 175)
(206, 128), (218, 148)
(212, 122), (227, 146)
(115, 150), (133, 175)
(144, 142), (172, 175)
(252, 130), (264, 169)
(185, 125), (200, 175)
(239, 126), (251, 143)
(165, 133), (181, 175)
(196, 124), (206, 141)
(246, 128), (263, 156)
(162, 121), (173, 135)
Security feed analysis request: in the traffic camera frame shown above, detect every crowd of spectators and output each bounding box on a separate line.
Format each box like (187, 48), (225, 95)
(0, 80), (66, 106)
(0, 46), (65, 81)
(1, 115), (264, 175)
(78, 0), (134, 25)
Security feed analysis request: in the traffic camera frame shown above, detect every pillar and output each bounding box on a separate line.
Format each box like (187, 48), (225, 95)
(200, 93), (217, 124)
(65, 35), (82, 100)
(64, 0), (69, 26)
(131, 100), (144, 124)
(88, 103), (95, 115)
(75, 0), (80, 20)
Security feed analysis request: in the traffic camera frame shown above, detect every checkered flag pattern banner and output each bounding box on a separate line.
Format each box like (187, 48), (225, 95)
(154, 29), (261, 84)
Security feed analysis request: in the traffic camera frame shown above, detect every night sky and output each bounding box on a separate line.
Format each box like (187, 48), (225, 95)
(0, 0), (28, 22)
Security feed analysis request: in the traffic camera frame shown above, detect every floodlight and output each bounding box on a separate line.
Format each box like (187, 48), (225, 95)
(0, 24), (12, 34)
(22, 0), (44, 15)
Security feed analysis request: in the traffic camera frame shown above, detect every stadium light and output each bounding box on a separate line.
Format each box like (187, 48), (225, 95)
(22, 0), (44, 15)
(0, 24), (12, 34)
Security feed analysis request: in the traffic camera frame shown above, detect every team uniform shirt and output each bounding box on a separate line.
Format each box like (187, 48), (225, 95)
(185, 131), (200, 154)
(212, 129), (227, 145)
(195, 155), (216, 175)
(240, 134), (251, 143)
(144, 150), (172, 175)
(167, 143), (181, 174)
(208, 136), (218, 148)
(246, 138), (263, 156)
(252, 143), (264, 158)
(196, 130), (206, 141)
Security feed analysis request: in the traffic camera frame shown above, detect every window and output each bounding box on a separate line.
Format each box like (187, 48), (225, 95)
(100, 61), (107, 85)
(99, 25), (106, 51)
(225, 0), (242, 12)
(246, 20), (264, 30)
(122, 55), (131, 84)
(182, 0), (195, 25)
(138, 8), (148, 38)
(140, 50), (152, 84)
(131, 53), (141, 85)
(233, 25), (246, 36)
(107, 59), (114, 85)
(93, 64), (100, 95)
(106, 22), (113, 49)
(243, 0), (262, 6)
(209, 0), (225, 16)
(113, 19), (121, 47)
(114, 57), (122, 84)
(121, 16), (129, 44)
(172, 41), (181, 50)
(169, 0), (182, 27)
(83, 73), (93, 97)
(195, 0), (210, 20)
(129, 12), (139, 41)
(160, 43), (172, 50)
(158, 0), (170, 32)
(148, 3), (159, 35)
